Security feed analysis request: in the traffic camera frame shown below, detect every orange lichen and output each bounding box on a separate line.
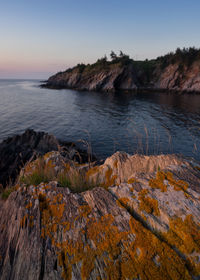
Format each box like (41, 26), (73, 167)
(127, 177), (138, 184)
(149, 170), (189, 195)
(25, 202), (32, 209)
(63, 221), (70, 232)
(116, 199), (124, 208)
(113, 160), (118, 169)
(116, 197), (131, 209)
(163, 215), (200, 276)
(50, 203), (65, 219)
(29, 215), (34, 228)
(164, 215), (200, 255)
(138, 189), (160, 216)
(103, 168), (117, 189)
(85, 166), (99, 180)
(79, 205), (91, 218)
(23, 184), (198, 279)
(20, 215), (28, 228)
(124, 217), (192, 280)
(166, 171), (188, 192)
(149, 171), (168, 192)
(55, 211), (192, 280)
(58, 209), (195, 279)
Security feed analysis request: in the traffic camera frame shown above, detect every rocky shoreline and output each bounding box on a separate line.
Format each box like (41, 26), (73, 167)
(42, 49), (200, 94)
(0, 130), (200, 279)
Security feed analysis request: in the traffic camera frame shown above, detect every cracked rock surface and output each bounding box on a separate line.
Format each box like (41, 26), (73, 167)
(0, 151), (200, 280)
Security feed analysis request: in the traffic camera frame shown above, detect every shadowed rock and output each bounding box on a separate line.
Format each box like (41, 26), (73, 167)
(0, 130), (93, 188)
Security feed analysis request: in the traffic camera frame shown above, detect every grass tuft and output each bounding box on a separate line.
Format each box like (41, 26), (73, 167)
(20, 157), (98, 193)
(1, 187), (15, 200)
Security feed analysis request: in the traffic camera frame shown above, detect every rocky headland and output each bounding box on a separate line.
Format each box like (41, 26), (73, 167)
(0, 130), (200, 279)
(42, 48), (200, 93)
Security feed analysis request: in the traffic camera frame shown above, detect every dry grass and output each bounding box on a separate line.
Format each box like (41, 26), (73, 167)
(20, 157), (98, 193)
(1, 186), (15, 200)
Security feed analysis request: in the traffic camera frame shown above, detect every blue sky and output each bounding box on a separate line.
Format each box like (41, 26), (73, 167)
(0, 0), (200, 78)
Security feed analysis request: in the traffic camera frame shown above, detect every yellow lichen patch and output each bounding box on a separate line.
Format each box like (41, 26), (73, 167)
(57, 249), (72, 280)
(54, 214), (129, 280)
(20, 215), (28, 228)
(37, 191), (68, 244)
(149, 171), (168, 192)
(52, 193), (63, 204)
(29, 215), (34, 228)
(113, 160), (118, 169)
(138, 189), (160, 216)
(27, 184), (196, 279)
(85, 166), (100, 180)
(127, 177), (138, 184)
(20, 212), (34, 229)
(116, 199), (124, 208)
(79, 205), (91, 218)
(103, 168), (117, 189)
(25, 202), (32, 209)
(163, 215), (200, 276)
(166, 172), (188, 192)
(117, 197), (131, 208)
(62, 221), (70, 232)
(149, 170), (189, 195)
(56, 210), (192, 279)
(124, 217), (191, 280)
(164, 215), (200, 255)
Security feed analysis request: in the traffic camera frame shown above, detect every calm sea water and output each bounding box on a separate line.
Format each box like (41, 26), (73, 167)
(0, 79), (200, 161)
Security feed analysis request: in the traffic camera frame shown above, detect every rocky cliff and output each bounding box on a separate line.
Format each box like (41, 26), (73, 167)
(43, 48), (200, 93)
(0, 147), (200, 279)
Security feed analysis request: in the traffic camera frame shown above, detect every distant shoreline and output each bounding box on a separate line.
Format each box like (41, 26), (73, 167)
(41, 83), (200, 95)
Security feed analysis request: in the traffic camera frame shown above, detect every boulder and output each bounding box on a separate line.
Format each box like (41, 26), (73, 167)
(0, 151), (200, 279)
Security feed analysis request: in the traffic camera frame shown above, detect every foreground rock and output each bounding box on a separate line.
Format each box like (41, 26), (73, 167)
(0, 130), (93, 188)
(0, 151), (200, 279)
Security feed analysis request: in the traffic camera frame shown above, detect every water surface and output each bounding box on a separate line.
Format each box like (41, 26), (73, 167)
(0, 79), (200, 161)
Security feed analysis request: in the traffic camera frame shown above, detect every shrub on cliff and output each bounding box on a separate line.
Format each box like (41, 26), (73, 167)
(158, 47), (200, 69)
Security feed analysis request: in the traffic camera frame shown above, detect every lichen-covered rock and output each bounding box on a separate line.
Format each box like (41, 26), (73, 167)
(0, 151), (200, 279)
(85, 151), (200, 192)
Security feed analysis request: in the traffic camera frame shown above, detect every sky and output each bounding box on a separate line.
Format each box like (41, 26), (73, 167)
(0, 0), (200, 79)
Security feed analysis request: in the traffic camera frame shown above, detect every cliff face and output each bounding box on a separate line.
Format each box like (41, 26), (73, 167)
(46, 62), (140, 92)
(0, 150), (200, 280)
(43, 52), (200, 93)
(153, 61), (200, 92)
